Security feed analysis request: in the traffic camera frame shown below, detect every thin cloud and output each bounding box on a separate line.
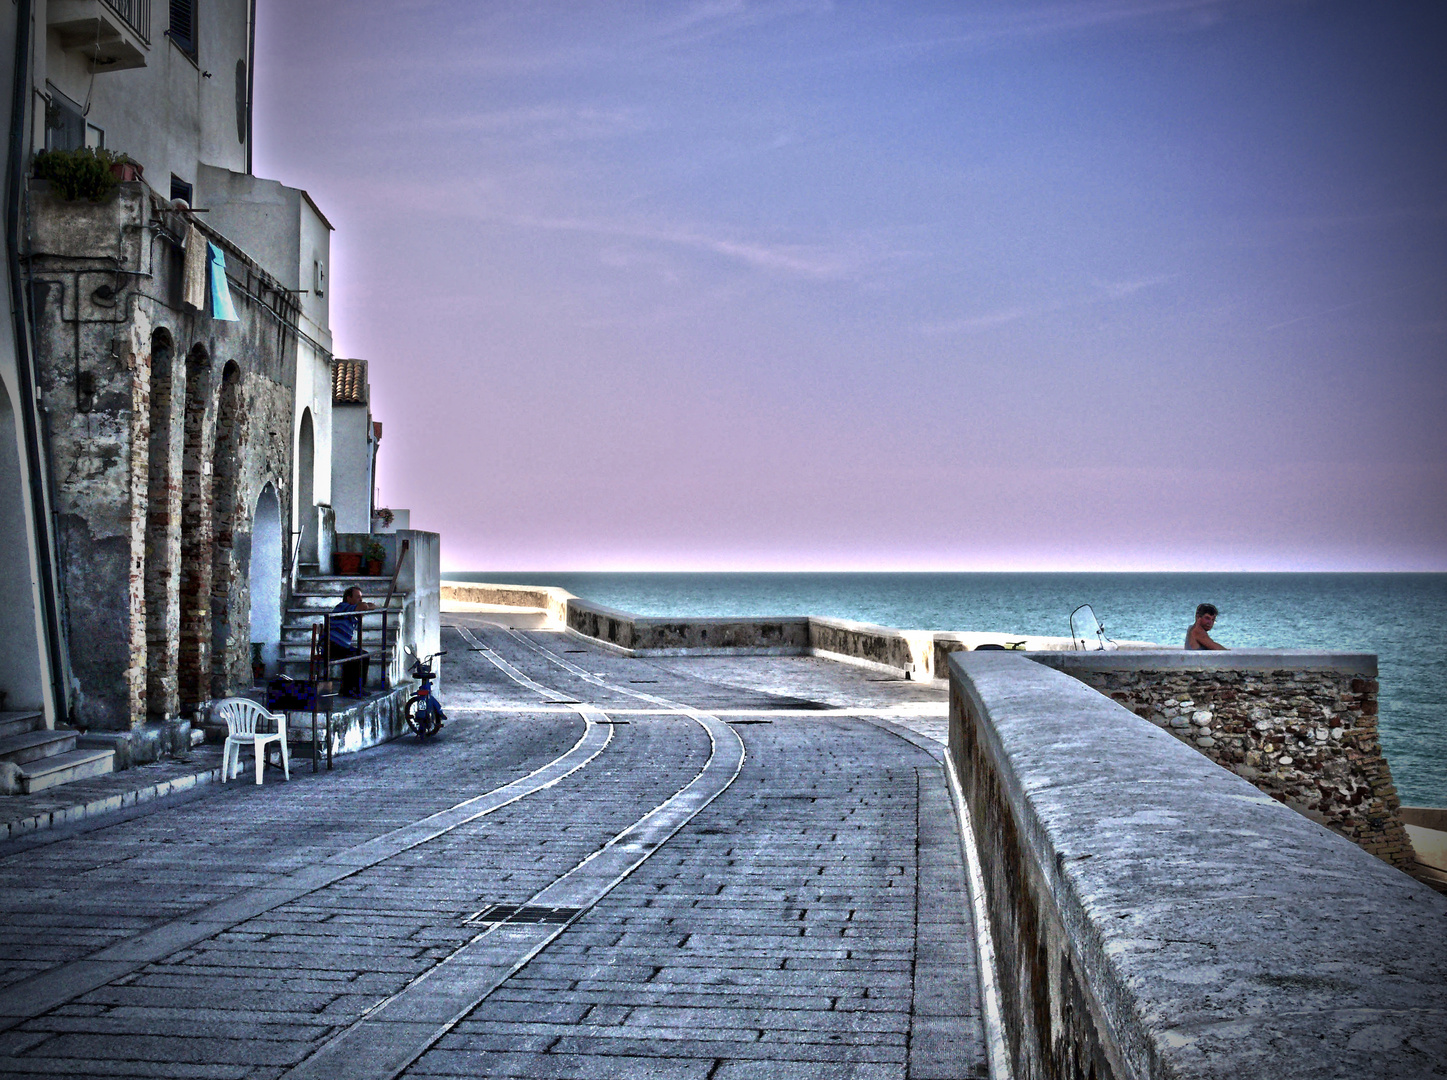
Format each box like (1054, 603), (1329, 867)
(1091, 275), (1173, 300)
(810, 0), (1279, 64)
(490, 212), (871, 279)
(917, 308), (1033, 336)
(398, 105), (656, 144)
(642, 0), (835, 48)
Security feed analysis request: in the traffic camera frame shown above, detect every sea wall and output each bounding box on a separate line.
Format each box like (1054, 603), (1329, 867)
(947, 651), (1447, 1080)
(1030, 651), (1416, 871)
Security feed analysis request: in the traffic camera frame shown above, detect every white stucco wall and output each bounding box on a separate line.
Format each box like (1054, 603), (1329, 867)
(331, 404), (374, 535)
(35, 0), (252, 189)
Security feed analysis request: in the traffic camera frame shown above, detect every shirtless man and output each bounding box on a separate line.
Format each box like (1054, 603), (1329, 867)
(1185, 604), (1227, 650)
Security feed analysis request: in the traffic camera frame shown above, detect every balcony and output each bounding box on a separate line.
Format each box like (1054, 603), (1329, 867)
(48, 0), (151, 72)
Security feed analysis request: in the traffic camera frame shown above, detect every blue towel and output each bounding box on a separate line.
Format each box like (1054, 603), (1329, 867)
(208, 241), (239, 322)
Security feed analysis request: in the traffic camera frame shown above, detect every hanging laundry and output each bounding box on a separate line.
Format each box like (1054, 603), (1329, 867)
(182, 222), (206, 310)
(208, 241), (239, 322)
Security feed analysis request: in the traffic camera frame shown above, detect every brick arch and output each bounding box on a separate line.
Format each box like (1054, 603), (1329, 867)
(209, 361), (245, 698)
(143, 328), (181, 719)
(177, 344), (213, 712)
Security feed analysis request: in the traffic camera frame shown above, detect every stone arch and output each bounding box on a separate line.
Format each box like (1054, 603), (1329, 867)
(143, 328), (181, 719)
(0, 374), (45, 713)
(249, 483), (283, 677)
(177, 344), (212, 712)
(209, 361), (244, 697)
(296, 408), (317, 568)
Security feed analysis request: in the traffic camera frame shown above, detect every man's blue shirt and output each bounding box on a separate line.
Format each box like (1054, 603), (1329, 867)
(330, 601), (360, 648)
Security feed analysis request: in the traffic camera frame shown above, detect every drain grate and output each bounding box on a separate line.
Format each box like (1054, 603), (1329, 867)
(468, 904), (586, 925)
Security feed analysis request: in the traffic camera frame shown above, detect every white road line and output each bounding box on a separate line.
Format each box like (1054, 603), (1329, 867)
(453, 624), (580, 703)
(282, 632), (745, 1080)
(0, 653), (612, 1031)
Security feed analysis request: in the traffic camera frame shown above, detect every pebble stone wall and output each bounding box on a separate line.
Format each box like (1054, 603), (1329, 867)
(1058, 664), (1416, 871)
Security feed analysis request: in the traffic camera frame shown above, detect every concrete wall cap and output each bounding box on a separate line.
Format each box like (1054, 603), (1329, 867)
(947, 650), (1444, 1079)
(1029, 648), (1377, 676)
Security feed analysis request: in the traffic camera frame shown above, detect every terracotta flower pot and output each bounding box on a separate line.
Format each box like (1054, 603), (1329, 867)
(367, 559), (383, 576)
(334, 552), (363, 575)
(110, 161), (143, 183)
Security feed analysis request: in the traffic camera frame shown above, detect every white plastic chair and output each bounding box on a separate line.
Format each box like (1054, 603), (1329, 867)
(216, 697), (290, 785)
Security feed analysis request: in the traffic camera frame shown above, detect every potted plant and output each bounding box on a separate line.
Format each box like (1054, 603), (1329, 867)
(109, 153), (143, 183)
(366, 539), (386, 576)
(32, 147), (119, 202)
(334, 551), (363, 575)
(373, 507), (394, 528)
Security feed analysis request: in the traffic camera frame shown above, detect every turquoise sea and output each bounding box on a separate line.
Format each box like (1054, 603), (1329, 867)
(445, 572), (1447, 808)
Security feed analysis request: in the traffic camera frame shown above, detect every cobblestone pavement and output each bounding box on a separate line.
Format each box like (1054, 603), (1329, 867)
(0, 620), (985, 1079)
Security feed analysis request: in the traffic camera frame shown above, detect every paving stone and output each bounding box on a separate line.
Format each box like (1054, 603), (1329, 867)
(0, 624), (984, 1077)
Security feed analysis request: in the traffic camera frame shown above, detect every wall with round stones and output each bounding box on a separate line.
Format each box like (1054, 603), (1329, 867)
(1030, 651), (1416, 872)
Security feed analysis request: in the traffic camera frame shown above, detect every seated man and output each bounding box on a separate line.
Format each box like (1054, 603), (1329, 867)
(1185, 603), (1227, 650)
(329, 586), (376, 696)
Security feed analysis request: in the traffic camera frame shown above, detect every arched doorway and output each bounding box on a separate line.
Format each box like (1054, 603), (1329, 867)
(178, 345), (212, 712)
(144, 329), (179, 719)
(297, 408), (316, 568)
(249, 484), (282, 677)
(0, 376), (45, 712)
(209, 361), (243, 698)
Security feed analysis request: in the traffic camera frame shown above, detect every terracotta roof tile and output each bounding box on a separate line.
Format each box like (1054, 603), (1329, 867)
(332, 358), (368, 404)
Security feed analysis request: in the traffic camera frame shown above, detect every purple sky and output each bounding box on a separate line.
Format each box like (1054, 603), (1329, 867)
(253, 1), (1446, 572)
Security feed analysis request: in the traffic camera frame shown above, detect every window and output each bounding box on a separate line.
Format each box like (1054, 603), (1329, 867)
(44, 84), (85, 152)
(170, 176), (193, 206)
(313, 259), (325, 297)
(169, 0), (197, 59)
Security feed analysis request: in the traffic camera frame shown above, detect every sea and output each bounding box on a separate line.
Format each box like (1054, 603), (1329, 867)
(445, 571), (1447, 808)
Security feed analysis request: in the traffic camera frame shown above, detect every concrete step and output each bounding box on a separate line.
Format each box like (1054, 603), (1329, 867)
(17, 748), (115, 794)
(295, 576), (397, 593)
(0, 711), (44, 741)
(0, 728), (77, 766)
(287, 599), (405, 614)
(274, 622), (390, 639)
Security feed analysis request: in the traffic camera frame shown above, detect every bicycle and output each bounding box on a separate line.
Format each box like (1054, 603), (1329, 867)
(404, 650), (448, 739)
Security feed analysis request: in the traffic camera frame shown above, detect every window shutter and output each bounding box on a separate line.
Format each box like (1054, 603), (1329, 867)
(170, 0), (196, 57)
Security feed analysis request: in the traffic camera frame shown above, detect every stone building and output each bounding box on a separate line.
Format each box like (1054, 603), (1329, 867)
(1, 1), (434, 784)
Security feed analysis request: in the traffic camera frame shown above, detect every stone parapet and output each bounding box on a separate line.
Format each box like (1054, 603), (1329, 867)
(1030, 651), (1415, 871)
(947, 651), (1447, 1080)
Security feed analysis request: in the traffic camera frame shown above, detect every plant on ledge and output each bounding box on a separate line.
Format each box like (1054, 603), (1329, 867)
(365, 539), (386, 575)
(373, 507), (395, 527)
(33, 147), (123, 202)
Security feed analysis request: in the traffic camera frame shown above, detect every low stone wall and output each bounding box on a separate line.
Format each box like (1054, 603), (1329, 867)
(807, 616), (926, 674)
(200, 684), (411, 759)
(442, 583), (572, 625)
(284, 684), (412, 757)
(441, 582), (1157, 678)
(1030, 651), (1416, 871)
(947, 651), (1447, 1080)
(77, 718), (193, 770)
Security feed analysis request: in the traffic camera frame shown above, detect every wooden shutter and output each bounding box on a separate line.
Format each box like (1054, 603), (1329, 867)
(169, 0), (196, 56)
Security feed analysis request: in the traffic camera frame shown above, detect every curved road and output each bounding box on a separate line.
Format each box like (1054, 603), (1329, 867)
(0, 618), (986, 1080)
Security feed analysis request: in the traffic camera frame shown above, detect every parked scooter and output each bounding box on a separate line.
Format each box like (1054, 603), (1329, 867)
(1069, 604), (1117, 651)
(404, 649), (448, 738)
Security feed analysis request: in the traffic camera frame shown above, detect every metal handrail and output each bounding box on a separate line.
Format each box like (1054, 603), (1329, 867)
(317, 608), (397, 692)
(103, 0), (151, 43)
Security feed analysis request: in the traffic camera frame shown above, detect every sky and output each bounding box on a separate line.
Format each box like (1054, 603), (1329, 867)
(253, 0), (1447, 572)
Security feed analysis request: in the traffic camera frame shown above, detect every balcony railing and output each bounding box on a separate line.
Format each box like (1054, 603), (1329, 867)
(103, 0), (150, 44)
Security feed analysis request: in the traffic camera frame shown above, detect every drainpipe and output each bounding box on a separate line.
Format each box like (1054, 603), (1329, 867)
(245, 0), (256, 175)
(7, 0), (70, 723)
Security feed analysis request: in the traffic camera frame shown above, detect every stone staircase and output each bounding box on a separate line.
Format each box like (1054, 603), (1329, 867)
(279, 568), (408, 686)
(0, 710), (115, 794)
